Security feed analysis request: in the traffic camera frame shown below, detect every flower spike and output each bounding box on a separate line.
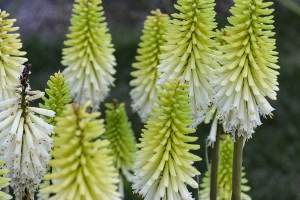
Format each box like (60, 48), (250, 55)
(62, 0), (116, 110)
(157, 0), (219, 126)
(37, 71), (72, 200)
(0, 64), (54, 199)
(133, 78), (201, 200)
(213, 0), (279, 139)
(105, 100), (137, 197)
(0, 9), (27, 100)
(130, 9), (169, 123)
(40, 101), (121, 200)
(39, 71), (72, 125)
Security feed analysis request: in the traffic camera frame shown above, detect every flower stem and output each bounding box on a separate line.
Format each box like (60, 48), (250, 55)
(231, 135), (244, 200)
(210, 123), (221, 200)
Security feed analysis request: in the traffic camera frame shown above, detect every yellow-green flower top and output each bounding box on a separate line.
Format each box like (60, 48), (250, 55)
(133, 78), (201, 200)
(130, 9), (169, 123)
(105, 101), (137, 178)
(105, 100), (137, 197)
(39, 71), (72, 126)
(62, 0), (116, 110)
(40, 101), (121, 200)
(213, 0), (279, 138)
(0, 10), (27, 100)
(157, 0), (219, 126)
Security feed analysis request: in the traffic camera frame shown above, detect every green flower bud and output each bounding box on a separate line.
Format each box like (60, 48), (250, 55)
(105, 100), (137, 197)
(39, 71), (72, 126)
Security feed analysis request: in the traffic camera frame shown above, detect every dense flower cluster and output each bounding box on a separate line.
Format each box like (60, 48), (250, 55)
(39, 71), (72, 125)
(105, 101), (137, 196)
(130, 10), (169, 122)
(214, 0), (279, 138)
(0, 9), (27, 100)
(133, 78), (201, 200)
(40, 101), (121, 200)
(62, 0), (116, 110)
(157, 0), (219, 126)
(0, 65), (54, 199)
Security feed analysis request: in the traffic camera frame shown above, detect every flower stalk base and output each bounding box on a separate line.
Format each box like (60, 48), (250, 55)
(210, 123), (221, 200)
(231, 135), (244, 200)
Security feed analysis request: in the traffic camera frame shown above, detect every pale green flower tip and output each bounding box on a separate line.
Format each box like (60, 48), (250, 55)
(40, 71), (72, 125)
(130, 9), (169, 123)
(62, 0), (116, 110)
(105, 99), (137, 183)
(45, 101), (120, 199)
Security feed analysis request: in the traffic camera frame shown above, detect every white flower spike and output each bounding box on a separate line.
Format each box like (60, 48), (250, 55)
(213, 0), (279, 139)
(0, 64), (54, 200)
(157, 0), (219, 126)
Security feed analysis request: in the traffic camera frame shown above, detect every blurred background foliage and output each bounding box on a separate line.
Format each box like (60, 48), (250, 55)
(1, 0), (300, 199)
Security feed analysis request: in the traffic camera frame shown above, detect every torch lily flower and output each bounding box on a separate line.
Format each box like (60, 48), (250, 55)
(157, 0), (219, 126)
(130, 9), (169, 123)
(62, 0), (116, 110)
(0, 64), (54, 199)
(213, 0), (279, 139)
(133, 78), (201, 200)
(40, 101), (121, 200)
(0, 9), (27, 100)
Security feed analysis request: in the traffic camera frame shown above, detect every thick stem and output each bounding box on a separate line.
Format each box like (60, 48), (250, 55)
(231, 135), (244, 200)
(210, 123), (221, 200)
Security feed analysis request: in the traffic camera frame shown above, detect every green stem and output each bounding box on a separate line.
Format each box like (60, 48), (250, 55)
(210, 123), (221, 200)
(231, 135), (244, 200)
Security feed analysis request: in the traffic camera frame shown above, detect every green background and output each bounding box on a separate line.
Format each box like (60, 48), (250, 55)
(1, 0), (300, 199)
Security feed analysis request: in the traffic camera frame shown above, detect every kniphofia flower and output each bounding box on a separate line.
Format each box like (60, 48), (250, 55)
(40, 101), (121, 200)
(62, 0), (116, 110)
(133, 78), (201, 200)
(157, 0), (219, 126)
(0, 9), (27, 100)
(39, 71), (72, 125)
(130, 9), (169, 123)
(105, 100), (137, 197)
(213, 0), (279, 139)
(37, 71), (72, 200)
(0, 64), (54, 199)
